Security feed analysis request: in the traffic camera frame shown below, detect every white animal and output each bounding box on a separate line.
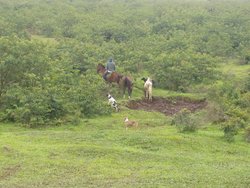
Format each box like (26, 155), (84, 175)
(107, 94), (119, 112)
(144, 77), (153, 102)
(124, 117), (138, 130)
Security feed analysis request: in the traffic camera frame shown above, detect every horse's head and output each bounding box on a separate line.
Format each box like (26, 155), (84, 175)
(97, 63), (105, 74)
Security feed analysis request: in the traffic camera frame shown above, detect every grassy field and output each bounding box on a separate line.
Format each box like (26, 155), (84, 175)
(0, 59), (249, 187)
(0, 107), (249, 188)
(219, 62), (250, 80)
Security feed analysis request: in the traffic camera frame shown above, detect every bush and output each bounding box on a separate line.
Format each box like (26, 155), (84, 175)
(154, 51), (218, 91)
(1, 85), (58, 127)
(238, 92), (250, 108)
(222, 117), (242, 142)
(205, 102), (227, 124)
(0, 73), (111, 127)
(171, 109), (199, 132)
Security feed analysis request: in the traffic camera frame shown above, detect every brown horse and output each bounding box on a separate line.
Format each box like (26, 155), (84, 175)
(96, 63), (133, 98)
(119, 75), (133, 99)
(96, 63), (121, 84)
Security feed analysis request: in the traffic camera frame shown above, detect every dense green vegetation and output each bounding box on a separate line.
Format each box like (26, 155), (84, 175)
(0, 0), (249, 126)
(0, 0), (249, 187)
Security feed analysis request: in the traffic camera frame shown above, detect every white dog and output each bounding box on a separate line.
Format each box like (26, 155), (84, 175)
(107, 94), (119, 112)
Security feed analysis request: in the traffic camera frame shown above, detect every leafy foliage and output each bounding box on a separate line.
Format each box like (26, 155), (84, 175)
(0, 36), (111, 126)
(0, 0), (250, 128)
(222, 117), (241, 142)
(206, 78), (249, 142)
(153, 51), (218, 91)
(0, 36), (50, 97)
(171, 109), (199, 132)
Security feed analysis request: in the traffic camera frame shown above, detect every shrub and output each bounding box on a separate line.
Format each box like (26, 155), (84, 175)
(205, 102), (226, 124)
(0, 73), (111, 127)
(238, 92), (250, 108)
(171, 109), (198, 132)
(222, 117), (242, 142)
(154, 51), (218, 91)
(1, 85), (56, 127)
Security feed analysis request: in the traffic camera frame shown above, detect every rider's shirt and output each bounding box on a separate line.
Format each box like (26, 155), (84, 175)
(106, 61), (116, 72)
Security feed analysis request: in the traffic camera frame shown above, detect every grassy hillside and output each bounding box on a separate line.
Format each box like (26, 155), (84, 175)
(0, 109), (249, 187)
(0, 0), (250, 187)
(1, 72), (249, 187)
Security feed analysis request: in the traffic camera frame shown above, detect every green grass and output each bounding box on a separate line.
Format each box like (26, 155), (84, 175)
(0, 109), (249, 188)
(219, 62), (250, 80)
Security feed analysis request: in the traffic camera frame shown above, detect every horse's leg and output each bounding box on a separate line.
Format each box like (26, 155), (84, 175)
(146, 90), (149, 101)
(144, 89), (146, 99)
(118, 82), (125, 98)
(118, 77), (125, 98)
(128, 87), (130, 99)
(148, 87), (151, 102)
(150, 87), (152, 102)
(128, 85), (133, 99)
(123, 86), (126, 99)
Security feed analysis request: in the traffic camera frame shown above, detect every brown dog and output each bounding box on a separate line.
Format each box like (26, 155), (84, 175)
(124, 117), (138, 130)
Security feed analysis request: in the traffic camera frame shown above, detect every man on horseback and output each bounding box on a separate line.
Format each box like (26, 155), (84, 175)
(103, 58), (116, 81)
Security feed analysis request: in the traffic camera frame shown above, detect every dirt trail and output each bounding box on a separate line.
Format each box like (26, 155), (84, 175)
(127, 97), (207, 116)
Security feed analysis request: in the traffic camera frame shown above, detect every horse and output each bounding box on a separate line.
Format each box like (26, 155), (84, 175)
(96, 63), (121, 84)
(97, 63), (133, 98)
(119, 75), (133, 99)
(143, 77), (153, 102)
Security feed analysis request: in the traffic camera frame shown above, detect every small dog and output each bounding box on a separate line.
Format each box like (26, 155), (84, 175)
(107, 94), (119, 112)
(124, 117), (138, 130)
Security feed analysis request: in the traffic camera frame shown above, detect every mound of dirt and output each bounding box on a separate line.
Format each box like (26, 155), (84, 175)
(127, 97), (207, 116)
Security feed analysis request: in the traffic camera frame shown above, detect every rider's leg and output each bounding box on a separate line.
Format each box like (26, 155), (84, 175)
(103, 72), (108, 80)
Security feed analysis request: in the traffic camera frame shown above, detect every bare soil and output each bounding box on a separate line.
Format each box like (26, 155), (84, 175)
(0, 164), (21, 180)
(127, 97), (207, 116)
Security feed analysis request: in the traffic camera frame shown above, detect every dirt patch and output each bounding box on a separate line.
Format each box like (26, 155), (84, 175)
(127, 97), (207, 116)
(0, 164), (21, 180)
